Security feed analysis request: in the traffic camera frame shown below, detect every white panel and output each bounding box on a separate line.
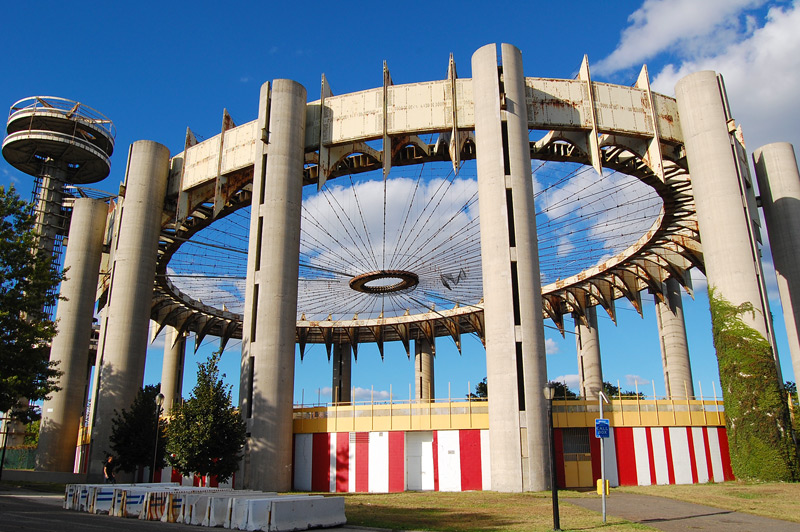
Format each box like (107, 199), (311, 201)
(437, 430), (462, 492)
(632, 427), (652, 486)
(455, 79), (475, 128)
(329, 433), (337, 492)
(293, 434), (313, 491)
(327, 89), (384, 144)
(368, 431), (389, 493)
(652, 94), (682, 143)
(603, 428), (619, 487)
(480, 430), (491, 491)
(650, 428), (669, 485)
(691, 427), (709, 484)
(406, 432), (434, 491)
(668, 427), (692, 485)
(387, 81), (450, 134)
(592, 82), (651, 135)
(527, 78), (588, 129)
(348, 433), (357, 492)
(706, 428), (725, 483)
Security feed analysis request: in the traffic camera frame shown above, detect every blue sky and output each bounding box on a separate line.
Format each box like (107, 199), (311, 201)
(2, 0), (799, 404)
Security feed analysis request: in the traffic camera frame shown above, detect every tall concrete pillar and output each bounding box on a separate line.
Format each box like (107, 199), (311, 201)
(675, 72), (775, 360)
(33, 161), (67, 257)
(472, 43), (549, 492)
(414, 338), (435, 402)
(36, 198), (107, 472)
(655, 277), (694, 398)
(754, 142), (800, 388)
(87, 141), (170, 478)
(332, 343), (351, 404)
(240, 79), (306, 492)
(161, 326), (186, 413)
(575, 306), (602, 399)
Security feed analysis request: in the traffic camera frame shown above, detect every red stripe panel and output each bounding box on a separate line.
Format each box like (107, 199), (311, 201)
(686, 427), (699, 483)
(336, 432), (349, 492)
(614, 427), (638, 486)
(645, 428), (657, 485)
(355, 432), (369, 492)
(388, 432), (405, 492)
(663, 427), (675, 485)
(432, 431), (440, 491)
(589, 428), (601, 483)
(702, 427), (715, 482)
(311, 433), (331, 492)
(554, 428), (565, 489)
(170, 468), (183, 483)
(459, 429), (482, 491)
(718, 427), (735, 481)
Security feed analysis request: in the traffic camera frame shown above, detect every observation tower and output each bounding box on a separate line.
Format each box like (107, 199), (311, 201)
(2, 96), (115, 268)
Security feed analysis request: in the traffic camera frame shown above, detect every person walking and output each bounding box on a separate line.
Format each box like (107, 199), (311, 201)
(103, 455), (116, 484)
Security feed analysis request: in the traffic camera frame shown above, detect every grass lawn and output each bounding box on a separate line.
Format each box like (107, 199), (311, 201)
(340, 490), (654, 531)
(619, 481), (800, 523)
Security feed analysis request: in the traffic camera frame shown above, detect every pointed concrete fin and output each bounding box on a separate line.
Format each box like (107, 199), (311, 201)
(318, 74), (334, 190)
(578, 55), (602, 176)
(369, 325), (385, 360)
(443, 317), (462, 354)
(345, 327), (360, 360)
(383, 61), (393, 180)
(298, 327), (308, 361)
(320, 326), (333, 361)
(392, 322), (411, 357)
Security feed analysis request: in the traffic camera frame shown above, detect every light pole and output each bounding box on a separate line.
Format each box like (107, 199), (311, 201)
(151, 393), (164, 483)
(543, 384), (560, 531)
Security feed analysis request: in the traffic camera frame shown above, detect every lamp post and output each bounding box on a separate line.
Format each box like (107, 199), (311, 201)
(151, 393), (164, 483)
(543, 384), (560, 531)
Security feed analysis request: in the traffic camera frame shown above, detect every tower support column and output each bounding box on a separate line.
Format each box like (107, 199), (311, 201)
(414, 338), (435, 402)
(754, 142), (800, 389)
(576, 306), (602, 399)
(87, 141), (170, 478)
(36, 198), (107, 472)
(675, 71), (774, 354)
(472, 43), (549, 492)
(332, 343), (352, 404)
(655, 277), (693, 398)
(161, 326), (187, 413)
(240, 79), (306, 492)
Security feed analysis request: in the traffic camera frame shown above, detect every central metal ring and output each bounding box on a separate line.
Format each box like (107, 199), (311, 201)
(349, 270), (419, 294)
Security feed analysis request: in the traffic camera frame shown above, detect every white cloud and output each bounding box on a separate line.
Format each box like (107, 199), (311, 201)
(545, 338), (559, 355)
(650, 2), (800, 155)
(595, 0), (767, 75)
(554, 374), (580, 390)
(625, 374), (651, 387)
(352, 386), (391, 402)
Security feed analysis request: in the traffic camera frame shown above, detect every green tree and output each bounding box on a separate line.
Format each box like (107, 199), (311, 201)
(467, 377), (487, 400)
(709, 288), (799, 481)
(547, 381), (577, 399)
(166, 352), (245, 483)
(0, 186), (63, 422)
(109, 384), (167, 475)
(602, 381), (645, 399)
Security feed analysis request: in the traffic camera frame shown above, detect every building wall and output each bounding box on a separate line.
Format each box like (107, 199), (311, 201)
(292, 427), (732, 492)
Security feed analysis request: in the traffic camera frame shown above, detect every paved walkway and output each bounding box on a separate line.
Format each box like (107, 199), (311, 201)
(566, 492), (800, 531)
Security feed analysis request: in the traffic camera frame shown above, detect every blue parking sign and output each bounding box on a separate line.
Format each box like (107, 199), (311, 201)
(595, 418), (610, 438)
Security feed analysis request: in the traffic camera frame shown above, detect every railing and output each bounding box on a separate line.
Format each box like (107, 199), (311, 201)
(8, 96), (116, 139)
(292, 396), (725, 433)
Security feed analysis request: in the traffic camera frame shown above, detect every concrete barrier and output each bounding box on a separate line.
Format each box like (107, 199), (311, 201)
(202, 492), (275, 527)
(269, 496), (346, 531)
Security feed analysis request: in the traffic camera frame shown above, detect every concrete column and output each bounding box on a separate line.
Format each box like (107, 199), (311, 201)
(332, 343), (352, 404)
(654, 277), (694, 398)
(575, 306), (602, 399)
(675, 72), (774, 350)
(240, 80), (306, 492)
(472, 43), (549, 492)
(87, 141), (170, 478)
(754, 142), (800, 387)
(161, 326), (186, 413)
(33, 161), (66, 257)
(414, 338), (435, 402)
(36, 198), (107, 472)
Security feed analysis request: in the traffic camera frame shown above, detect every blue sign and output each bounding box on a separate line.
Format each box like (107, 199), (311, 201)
(595, 418), (610, 438)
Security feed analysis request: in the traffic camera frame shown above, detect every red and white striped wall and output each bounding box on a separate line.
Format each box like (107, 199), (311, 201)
(613, 426), (734, 486)
(294, 426), (733, 492)
(293, 430), (491, 493)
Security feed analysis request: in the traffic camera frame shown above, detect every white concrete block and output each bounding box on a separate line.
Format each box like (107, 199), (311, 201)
(268, 496), (346, 532)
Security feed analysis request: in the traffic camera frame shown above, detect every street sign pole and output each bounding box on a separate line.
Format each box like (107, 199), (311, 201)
(598, 392), (609, 523)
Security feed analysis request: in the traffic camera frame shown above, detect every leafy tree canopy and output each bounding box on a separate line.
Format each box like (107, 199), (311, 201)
(547, 381), (577, 399)
(467, 377), (487, 400)
(166, 352), (246, 483)
(0, 186), (63, 421)
(109, 384), (166, 474)
(601, 381), (645, 399)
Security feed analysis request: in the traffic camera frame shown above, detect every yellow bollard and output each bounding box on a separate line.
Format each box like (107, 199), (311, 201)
(596, 479), (610, 495)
